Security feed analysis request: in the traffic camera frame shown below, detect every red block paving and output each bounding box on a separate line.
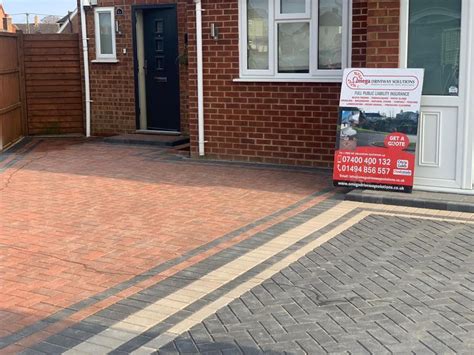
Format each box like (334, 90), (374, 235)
(0, 138), (333, 348)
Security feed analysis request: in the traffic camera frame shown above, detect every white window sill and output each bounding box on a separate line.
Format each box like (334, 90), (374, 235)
(92, 59), (119, 64)
(233, 76), (343, 83)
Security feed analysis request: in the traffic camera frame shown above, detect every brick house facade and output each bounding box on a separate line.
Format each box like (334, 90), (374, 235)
(0, 5), (15, 33)
(77, 0), (189, 135)
(58, 10), (81, 34)
(186, 0), (399, 167)
(78, 0), (399, 168)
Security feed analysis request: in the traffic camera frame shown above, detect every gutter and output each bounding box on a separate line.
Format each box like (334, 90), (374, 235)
(194, 0), (205, 156)
(80, 0), (91, 137)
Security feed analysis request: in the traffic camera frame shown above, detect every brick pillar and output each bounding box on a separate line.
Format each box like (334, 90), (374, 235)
(366, 0), (400, 68)
(352, 0), (369, 68)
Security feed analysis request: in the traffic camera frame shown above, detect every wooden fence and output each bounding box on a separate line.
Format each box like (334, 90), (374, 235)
(0, 33), (84, 150)
(0, 32), (26, 150)
(24, 34), (84, 135)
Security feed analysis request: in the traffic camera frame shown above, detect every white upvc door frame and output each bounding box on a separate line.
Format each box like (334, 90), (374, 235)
(463, 1), (474, 190)
(399, 0), (474, 193)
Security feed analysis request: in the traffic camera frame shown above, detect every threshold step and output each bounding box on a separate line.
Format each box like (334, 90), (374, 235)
(345, 189), (474, 213)
(103, 134), (189, 147)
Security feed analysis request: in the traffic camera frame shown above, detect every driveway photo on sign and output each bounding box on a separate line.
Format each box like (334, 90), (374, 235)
(337, 107), (418, 151)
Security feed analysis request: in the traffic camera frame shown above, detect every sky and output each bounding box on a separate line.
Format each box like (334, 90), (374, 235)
(1, 0), (77, 22)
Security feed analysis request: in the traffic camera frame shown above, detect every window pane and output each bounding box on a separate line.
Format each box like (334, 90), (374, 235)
(156, 56), (164, 70)
(278, 22), (309, 73)
(281, 0), (306, 14)
(247, 0), (269, 70)
(408, 0), (461, 96)
(99, 12), (113, 55)
(156, 20), (164, 34)
(156, 39), (163, 52)
(318, 0), (342, 69)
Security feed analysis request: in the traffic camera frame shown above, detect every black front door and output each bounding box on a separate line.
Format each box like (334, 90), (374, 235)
(143, 7), (180, 131)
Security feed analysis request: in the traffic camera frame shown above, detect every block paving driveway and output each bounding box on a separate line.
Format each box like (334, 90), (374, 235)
(0, 138), (473, 354)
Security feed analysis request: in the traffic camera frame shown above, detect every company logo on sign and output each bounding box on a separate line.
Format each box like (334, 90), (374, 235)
(394, 169), (412, 176)
(397, 159), (409, 169)
(346, 70), (370, 89)
(345, 70), (420, 91)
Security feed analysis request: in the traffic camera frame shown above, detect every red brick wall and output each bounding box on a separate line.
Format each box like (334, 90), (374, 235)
(77, 0), (401, 168)
(77, 0), (189, 135)
(367, 0), (400, 68)
(187, 0), (372, 167)
(352, 0), (369, 68)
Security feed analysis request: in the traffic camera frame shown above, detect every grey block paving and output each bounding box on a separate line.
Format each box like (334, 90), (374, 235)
(158, 215), (474, 354)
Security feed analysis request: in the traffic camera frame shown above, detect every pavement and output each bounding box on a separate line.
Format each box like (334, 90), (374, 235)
(0, 138), (473, 354)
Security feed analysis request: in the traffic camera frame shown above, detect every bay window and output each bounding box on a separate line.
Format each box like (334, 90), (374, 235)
(239, 0), (351, 81)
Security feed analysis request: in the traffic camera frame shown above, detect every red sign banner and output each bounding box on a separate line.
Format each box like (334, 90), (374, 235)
(333, 69), (424, 193)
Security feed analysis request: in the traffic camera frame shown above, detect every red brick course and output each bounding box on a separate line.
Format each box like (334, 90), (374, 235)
(352, 0), (369, 68)
(367, 0), (400, 68)
(0, 138), (332, 350)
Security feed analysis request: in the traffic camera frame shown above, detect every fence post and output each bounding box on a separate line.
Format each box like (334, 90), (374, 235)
(17, 31), (28, 136)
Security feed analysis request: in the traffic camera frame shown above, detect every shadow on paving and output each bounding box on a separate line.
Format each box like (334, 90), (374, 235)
(158, 339), (289, 354)
(2, 138), (334, 194)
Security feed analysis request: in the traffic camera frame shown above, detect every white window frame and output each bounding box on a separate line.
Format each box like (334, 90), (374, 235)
(276, 0), (311, 19)
(94, 7), (117, 62)
(238, 0), (352, 82)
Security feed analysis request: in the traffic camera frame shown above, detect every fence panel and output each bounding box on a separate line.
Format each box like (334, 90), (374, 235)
(0, 33), (25, 150)
(23, 34), (84, 135)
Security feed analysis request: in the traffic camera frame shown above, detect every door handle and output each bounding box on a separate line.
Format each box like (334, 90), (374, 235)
(144, 60), (148, 76)
(155, 76), (168, 83)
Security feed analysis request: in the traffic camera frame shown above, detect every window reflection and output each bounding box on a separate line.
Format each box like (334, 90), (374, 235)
(318, 0), (342, 69)
(408, 0), (461, 96)
(278, 22), (310, 73)
(281, 0), (306, 14)
(247, 0), (269, 70)
(99, 12), (113, 55)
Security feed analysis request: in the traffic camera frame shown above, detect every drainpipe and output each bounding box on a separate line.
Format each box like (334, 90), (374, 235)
(194, 0), (205, 156)
(80, 0), (91, 137)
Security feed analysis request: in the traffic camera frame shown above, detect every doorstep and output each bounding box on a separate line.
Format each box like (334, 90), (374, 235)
(103, 133), (189, 147)
(345, 189), (474, 213)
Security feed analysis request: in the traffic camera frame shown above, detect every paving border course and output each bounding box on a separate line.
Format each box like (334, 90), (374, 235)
(23, 202), (474, 354)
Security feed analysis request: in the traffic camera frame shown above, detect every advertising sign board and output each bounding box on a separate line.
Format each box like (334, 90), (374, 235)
(333, 68), (424, 192)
